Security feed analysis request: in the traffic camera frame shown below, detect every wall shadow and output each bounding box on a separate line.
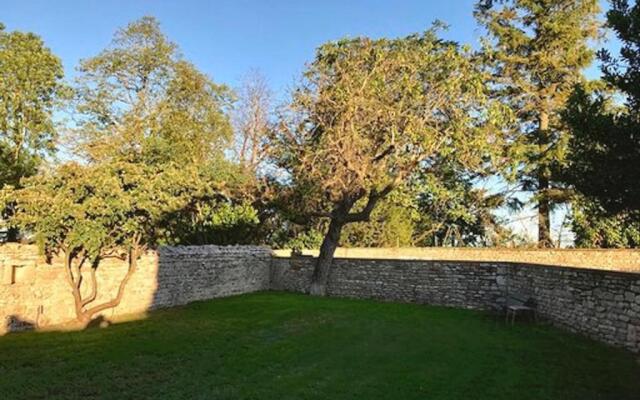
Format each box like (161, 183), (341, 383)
(5, 315), (36, 333)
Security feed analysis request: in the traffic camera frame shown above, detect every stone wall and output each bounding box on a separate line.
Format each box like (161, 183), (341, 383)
(505, 264), (640, 354)
(273, 247), (640, 272)
(2, 244), (639, 354)
(0, 244), (271, 333)
(270, 256), (504, 310)
(271, 256), (640, 353)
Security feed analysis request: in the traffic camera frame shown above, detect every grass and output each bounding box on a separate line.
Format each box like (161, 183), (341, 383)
(1, 292), (639, 400)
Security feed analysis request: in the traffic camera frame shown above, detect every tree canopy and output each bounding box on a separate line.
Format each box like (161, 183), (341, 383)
(475, 0), (601, 247)
(563, 0), (640, 214)
(271, 26), (510, 294)
(0, 23), (67, 188)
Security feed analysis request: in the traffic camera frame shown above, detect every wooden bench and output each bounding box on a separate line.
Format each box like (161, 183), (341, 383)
(505, 292), (537, 325)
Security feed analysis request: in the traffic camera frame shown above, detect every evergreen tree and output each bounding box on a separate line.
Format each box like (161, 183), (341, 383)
(475, 0), (601, 247)
(563, 0), (640, 215)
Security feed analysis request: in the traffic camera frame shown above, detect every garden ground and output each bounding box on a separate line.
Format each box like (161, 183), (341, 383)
(0, 292), (639, 400)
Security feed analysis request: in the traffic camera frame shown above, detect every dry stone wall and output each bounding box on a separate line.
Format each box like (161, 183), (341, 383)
(271, 256), (640, 353)
(273, 248), (640, 272)
(270, 256), (504, 310)
(0, 244), (271, 333)
(2, 244), (639, 354)
(153, 246), (271, 308)
(505, 264), (640, 354)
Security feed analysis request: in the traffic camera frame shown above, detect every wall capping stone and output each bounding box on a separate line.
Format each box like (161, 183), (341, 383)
(273, 247), (640, 272)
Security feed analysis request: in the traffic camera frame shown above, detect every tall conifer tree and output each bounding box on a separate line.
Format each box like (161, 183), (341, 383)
(475, 0), (601, 247)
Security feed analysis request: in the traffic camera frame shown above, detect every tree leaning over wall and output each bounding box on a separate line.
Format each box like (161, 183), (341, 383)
(270, 25), (510, 295)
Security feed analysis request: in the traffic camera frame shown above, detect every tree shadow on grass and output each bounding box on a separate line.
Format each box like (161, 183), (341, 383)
(85, 315), (112, 330)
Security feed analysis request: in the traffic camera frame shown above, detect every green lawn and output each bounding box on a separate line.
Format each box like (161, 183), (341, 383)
(1, 292), (639, 400)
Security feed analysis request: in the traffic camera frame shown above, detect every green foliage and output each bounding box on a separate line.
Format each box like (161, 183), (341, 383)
(341, 165), (510, 248)
(563, 0), (640, 215)
(285, 229), (326, 252)
(162, 200), (260, 246)
(475, 0), (601, 246)
(342, 198), (417, 248)
(571, 197), (640, 248)
(72, 16), (233, 167)
(11, 163), (133, 259)
(0, 23), (67, 188)
(411, 166), (508, 247)
(9, 161), (224, 258)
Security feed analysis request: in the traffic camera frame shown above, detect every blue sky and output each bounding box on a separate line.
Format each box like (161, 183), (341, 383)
(3, 0), (615, 96)
(2, 0), (499, 95)
(2, 0), (618, 244)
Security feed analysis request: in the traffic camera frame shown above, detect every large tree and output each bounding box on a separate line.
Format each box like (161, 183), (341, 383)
(475, 0), (601, 247)
(5, 17), (243, 323)
(0, 23), (67, 240)
(0, 23), (66, 187)
(71, 16), (232, 166)
(563, 0), (640, 215)
(271, 27), (508, 295)
(71, 16), (252, 244)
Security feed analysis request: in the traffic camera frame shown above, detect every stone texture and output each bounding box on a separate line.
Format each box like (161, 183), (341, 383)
(0, 244), (271, 333)
(2, 244), (639, 355)
(273, 247), (640, 272)
(270, 255), (640, 354)
(270, 256), (503, 310)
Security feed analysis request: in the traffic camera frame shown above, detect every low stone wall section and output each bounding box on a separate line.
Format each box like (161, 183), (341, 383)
(271, 256), (640, 353)
(0, 244), (271, 333)
(270, 256), (504, 310)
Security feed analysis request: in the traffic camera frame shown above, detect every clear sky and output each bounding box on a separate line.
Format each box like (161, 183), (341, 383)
(1, 0), (618, 245)
(3, 0), (493, 96)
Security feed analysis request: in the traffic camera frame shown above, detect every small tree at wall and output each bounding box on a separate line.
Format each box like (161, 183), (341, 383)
(271, 27), (508, 295)
(9, 161), (216, 324)
(10, 163), (133, 324)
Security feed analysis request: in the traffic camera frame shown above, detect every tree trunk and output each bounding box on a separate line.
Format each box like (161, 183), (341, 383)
(309, 218), (344, 296)
(537, 110), (552, 247)
(63, 245), (142, 326)
(82, 246), (141, 322)
(5, 226), (19, 242)
(537, 172), (552, 248)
